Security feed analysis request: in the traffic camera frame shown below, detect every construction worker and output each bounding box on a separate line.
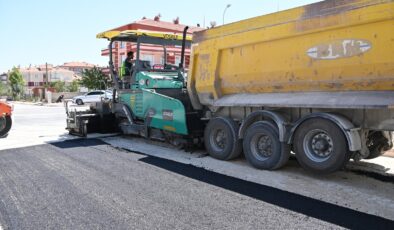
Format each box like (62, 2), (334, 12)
(120, 51), (134, 89)
(120, 51), (134, 77)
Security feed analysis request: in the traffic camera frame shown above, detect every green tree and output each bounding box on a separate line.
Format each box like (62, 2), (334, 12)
(8, 67), (25, 100)
(80, 67), (109, 90)
(0, 81), (9, 96)
(50, 81), (66, 92)
(67, 80), (80, 92)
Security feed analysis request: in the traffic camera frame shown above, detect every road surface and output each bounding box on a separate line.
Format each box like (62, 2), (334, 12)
(0, 139), (393, 229)
(0, 103), (70, 150)
(0, 103), (393, 229)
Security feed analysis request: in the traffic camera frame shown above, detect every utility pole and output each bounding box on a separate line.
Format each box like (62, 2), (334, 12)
(223, 4), (231, 25)
(45, 62), (49, 85)
(45, 62), (49, 101)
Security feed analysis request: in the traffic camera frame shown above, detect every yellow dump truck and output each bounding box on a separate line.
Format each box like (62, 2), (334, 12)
(188, 0), (394, 173)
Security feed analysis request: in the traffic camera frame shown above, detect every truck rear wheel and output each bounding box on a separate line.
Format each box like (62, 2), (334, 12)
(243, 121), (290, 170)
(0, 115), (12, 137)
(204, 117), (242, 160)
(293, 118), (350, 174)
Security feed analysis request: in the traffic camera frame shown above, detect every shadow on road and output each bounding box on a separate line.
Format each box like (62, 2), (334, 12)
(50, 138), (107, 149)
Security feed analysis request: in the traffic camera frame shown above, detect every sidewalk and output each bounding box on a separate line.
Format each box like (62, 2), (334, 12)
(384, 149), (394, 158)
(11, 101), (65, 107)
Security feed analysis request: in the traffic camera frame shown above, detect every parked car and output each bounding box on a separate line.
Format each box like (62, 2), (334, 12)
(72, 90), (112, 105)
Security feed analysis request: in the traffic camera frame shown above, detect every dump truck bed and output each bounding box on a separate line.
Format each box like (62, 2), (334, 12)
(188, 0), (394, 109)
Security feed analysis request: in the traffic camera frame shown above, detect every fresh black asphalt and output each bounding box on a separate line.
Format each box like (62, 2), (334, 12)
(0, 139), (392, 229)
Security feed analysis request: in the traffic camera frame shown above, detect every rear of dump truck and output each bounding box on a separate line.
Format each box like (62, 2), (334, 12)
(188, 0), (394, 173)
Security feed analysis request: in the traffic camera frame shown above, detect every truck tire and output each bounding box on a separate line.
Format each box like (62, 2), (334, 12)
(0, 115), (12, 138)
(204, 117), (242, 160)
(293, 118), (350, 174)
(243, 121), (290, 170)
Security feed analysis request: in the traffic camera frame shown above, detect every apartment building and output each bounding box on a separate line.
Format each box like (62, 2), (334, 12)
(100, 17), (204, 72)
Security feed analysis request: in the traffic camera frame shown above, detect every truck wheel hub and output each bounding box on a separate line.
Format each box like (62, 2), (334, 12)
(304, 130), (334, 162)
(250, 134), (273, 160)
(257, 136), (272, 156)
(214, 129), (226, 149)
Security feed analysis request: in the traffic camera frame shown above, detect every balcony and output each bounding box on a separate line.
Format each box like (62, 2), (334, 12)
(101, 48), (116, 56)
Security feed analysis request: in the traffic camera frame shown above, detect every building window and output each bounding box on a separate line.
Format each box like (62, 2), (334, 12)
(175, 55), (181, 66)
(51, 73), (60, 81)
(141, 54), (154, 65)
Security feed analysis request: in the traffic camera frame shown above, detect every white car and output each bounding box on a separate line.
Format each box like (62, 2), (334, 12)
(72, 90), (112, 105)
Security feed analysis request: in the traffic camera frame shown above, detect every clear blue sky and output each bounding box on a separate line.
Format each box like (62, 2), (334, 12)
(0, 0), (321, 73)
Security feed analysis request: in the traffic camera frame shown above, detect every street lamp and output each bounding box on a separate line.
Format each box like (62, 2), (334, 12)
(223, 4), (231, 25)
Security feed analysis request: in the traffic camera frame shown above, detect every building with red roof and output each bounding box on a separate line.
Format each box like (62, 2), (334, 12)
(59, 62), (96, 75)
(19, 61), (97, 97)
(100, 16), (204, 72)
